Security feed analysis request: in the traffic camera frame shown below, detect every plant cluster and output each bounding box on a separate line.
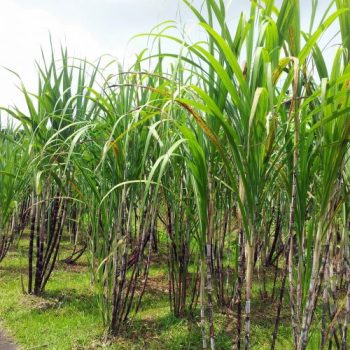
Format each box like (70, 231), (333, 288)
(1, 1), (350, 349)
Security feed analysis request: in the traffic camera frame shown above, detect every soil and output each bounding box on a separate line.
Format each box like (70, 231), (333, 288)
(0, 330), (18, 350)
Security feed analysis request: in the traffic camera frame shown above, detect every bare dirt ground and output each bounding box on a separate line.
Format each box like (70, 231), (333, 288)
(0, 329), (18, 350)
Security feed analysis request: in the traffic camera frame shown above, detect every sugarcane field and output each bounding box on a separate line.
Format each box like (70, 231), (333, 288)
(0, 0), (350, 349)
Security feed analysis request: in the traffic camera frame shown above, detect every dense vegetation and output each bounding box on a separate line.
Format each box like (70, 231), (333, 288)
(1, 0), (350, 349)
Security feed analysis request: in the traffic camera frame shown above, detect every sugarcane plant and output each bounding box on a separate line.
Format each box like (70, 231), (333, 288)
(3, 45), (99, 294)
(141, 0), (350, 348)
(0, 125), (29, 262)
(1, 0), (350, 348)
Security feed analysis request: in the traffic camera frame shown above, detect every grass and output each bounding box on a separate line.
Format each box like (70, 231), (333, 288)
(0, 242), (102, 350)
(0, 237), (296, 350)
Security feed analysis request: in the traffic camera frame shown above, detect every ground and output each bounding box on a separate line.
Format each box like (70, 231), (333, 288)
(0, 237), (301, 350)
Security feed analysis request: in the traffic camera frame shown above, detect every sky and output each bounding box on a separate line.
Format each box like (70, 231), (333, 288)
(0, 0), (337, 122)
(0, 0), (204, 113)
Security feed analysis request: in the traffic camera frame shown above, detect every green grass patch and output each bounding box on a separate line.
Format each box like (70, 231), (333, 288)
(0, 240), (298, 350)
